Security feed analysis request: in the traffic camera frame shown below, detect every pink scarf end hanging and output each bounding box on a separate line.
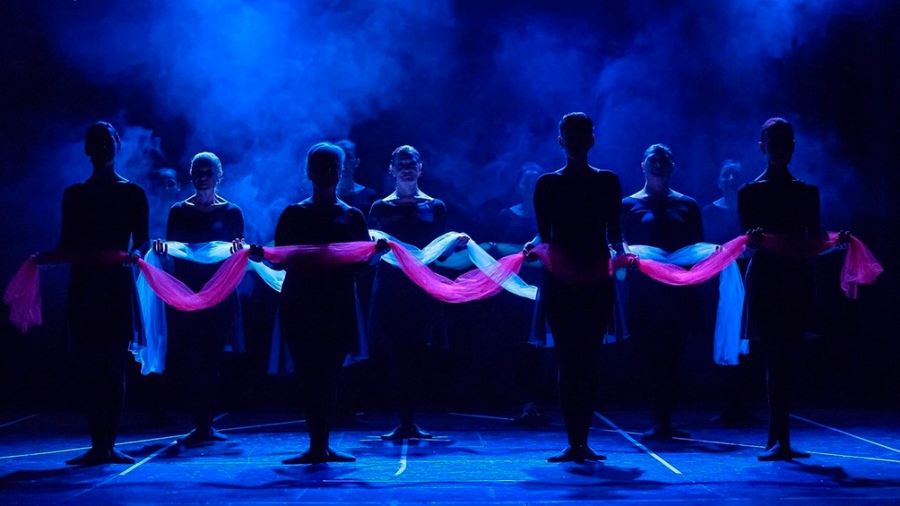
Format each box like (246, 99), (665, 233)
(761, 232), (883, 299)
(839, 234), (884, 299)
(2, 257), (42, 331)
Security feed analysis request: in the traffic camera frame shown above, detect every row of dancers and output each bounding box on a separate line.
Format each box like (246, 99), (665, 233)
(33, 113), (832, 465)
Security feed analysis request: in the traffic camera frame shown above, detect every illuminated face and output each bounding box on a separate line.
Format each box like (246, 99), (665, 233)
(643, 153), (674, 184)
(190, 164), (221, 192)
(391, 152), (421, 183)
(718, 163), (741, 192)
(150, 168), (180, 200)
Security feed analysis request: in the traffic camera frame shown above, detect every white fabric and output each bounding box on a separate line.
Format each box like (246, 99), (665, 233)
(368, 230), (460, 266)
(628, 243), (748, 366)
(133, 241), (283, 375)
(466, 240), (537, 300)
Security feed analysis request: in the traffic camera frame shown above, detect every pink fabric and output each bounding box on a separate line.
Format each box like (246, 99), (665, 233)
(529, 244), (614, 284)
(390, 242), (526, 303)
(841, 234), (884, 299)
(761, 233), (829, 258)
(263, 242), (375, 268)
(137, 243), (376, 311)
(2, 257), (41, 331)
(761, 232), (883, 298)
(136, 250), (251, 311)
(4, 232), (883, 332)
(636, 236), (749, 286)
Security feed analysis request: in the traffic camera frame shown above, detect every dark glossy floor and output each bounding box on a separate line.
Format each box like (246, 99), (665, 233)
(1, 408), (898, 504)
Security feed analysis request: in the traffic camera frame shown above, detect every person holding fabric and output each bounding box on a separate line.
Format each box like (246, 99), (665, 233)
(527, 112), (626, 462)
(275, 142), (386, 464)
(621, 143), (704, 441)
(35, 121), (149, 465)
(702, 160), (744, 247)
(702, 160), (760, 426)
(335, 139), (379, 218)
(146, 167), (182, 240)
(152, 152), (244, 446)
(368, 144), (465, 440)
(334, 139), (379, 424)
(490, 163), (554, 424)
(739, 118), (823, 461)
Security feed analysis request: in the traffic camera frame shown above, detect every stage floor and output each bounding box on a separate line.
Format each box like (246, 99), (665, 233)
(1, 409), (898, 504)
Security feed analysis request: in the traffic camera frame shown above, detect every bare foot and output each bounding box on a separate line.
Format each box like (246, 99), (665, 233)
(282, 449), (328, 465)
(548, 446), (582, 463)
(326, 448), (356, 463)
(757, 443), (808, 461)
(581, 446), (607, 461)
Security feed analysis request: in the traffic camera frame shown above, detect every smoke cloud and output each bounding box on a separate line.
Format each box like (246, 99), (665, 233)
(1, 0), (895, 259)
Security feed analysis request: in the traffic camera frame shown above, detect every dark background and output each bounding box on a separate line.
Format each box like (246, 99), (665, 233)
(1, 0), (898, 416)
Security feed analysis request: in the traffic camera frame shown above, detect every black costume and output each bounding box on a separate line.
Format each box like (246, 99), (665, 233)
(59, 180), (149, 456)
(339, 184), (379, 340)
(621, 190), (703, 434)
(701, 201), (742, 247)
(738, 179), (820, 451)
(166, 200), (244, 433)
(339, 185), (378, 219)
(367, 195), (447, 429)
(702, 199), (758, 423)
(533, 169), (623, 449)
(275, 199), (369, 452)
(495, 205), (556, 408)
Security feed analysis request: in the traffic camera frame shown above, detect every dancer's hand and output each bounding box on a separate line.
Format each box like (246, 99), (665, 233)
(152, 238), (167, 256)
(837, 230), (851, 248)
(746, 228), (764, 249)
(368, 238), (391, 265)
(454, 234), (470, 250)
(523, 242), (537, 261)
(374, 238), (390, 255)
(623, 253), (639, 270)
(248, 244), (265, 263)
(230, 238), (245, 255)
(124, 250), (142, 265)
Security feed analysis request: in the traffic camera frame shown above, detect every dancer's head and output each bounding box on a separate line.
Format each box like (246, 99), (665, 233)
(389, 145), (422, 184)
(759, 117), (794, 168)
(149, 167), (181, 200)
(558, 112), (594, 157)
(641, 143), (675, 189)
(717, 159), (742, 193)
(84, 121), (121, 164)
(517, 162), (543, 202)
(190, 152), (223, 192)
(306, 142), (343, 189)
(335, 139), (359, 181)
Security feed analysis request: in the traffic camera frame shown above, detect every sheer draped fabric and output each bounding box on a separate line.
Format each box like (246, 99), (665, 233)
(5, 231), (884, 369)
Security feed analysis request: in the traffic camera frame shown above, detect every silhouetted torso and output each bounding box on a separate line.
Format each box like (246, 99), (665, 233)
(339, 186), (378, 219)
(534, 169), (623, 269)
(738, 179), (820, 338)
(61, 180), (149, 346)
(276, 200), (369, 350)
